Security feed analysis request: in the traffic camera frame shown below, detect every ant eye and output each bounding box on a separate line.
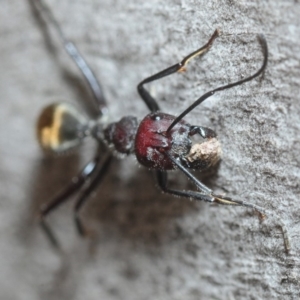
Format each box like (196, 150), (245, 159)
(150, 114), (161, 121)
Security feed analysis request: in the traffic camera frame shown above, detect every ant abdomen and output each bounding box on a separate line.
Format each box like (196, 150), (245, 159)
(36, 102), (88, 153)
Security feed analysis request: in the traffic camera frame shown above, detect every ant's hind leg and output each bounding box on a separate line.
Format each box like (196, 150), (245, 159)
(74, 153), (113, 236)
(137, 29), (219, 112)
(33, 0), (108, 116)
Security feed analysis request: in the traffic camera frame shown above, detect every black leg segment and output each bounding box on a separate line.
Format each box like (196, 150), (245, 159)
(38, 148), (103, 246)
(39, 152), (102, 219)
(167, 152), (267, 216)
(74, 153), (113, 236)
(157, 170), (214, 203)
(167, 34), (268, 132)
(33, 0), (108, 116)
(137, 29), (219, 112)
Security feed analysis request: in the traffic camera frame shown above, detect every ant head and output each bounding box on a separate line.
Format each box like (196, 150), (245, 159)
(36, 102), (88, 154)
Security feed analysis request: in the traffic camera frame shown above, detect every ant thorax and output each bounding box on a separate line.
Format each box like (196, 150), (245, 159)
(102, 116), (138, 155)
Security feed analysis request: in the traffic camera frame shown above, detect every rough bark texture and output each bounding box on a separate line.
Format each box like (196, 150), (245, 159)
(1, 0), (299, 299)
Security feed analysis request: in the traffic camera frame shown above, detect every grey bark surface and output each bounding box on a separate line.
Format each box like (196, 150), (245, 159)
(0, 0), (299, 299)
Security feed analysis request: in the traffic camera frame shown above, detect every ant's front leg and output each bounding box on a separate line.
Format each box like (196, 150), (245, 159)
(137, 29), (219, 112)
(164, 153), (291, 253)
(157, 166), (266, 218)
(166, 152), (266, 217)
(157, 170), (215, 203)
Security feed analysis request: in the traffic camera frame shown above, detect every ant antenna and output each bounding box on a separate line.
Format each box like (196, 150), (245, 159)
(34, 0), (108, 116)
(167, 34), (268, 133)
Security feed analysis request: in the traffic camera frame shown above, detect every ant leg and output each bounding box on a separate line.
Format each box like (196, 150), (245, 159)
(64, 43), (108, 116)
(167, 34), (268, 132)
(74, 153), (113, 236)
(33, 0), (107, 115)
(166, 152), (267, 216)
(157, 170), (215, 203)
(158, 169), (291, 253)
(166, 153), (291, 253)
(137, 29), (219, 112)
(39, 153), (102, 218)
(38, 148), (102, 245)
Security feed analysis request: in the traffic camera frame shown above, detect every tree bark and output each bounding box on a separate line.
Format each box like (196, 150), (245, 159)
(0, 0), (299, 299)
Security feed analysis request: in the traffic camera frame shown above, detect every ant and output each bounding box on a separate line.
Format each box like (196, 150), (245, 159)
(34, 0), (290, 252)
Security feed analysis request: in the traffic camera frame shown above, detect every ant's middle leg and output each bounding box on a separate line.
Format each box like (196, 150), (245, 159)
(137, 29), (219, 112)
(74, 153), (113, 236)
(38, 146), (103, 246)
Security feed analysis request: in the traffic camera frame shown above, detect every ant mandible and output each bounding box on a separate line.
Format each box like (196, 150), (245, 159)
(34, 0), (290, 252)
